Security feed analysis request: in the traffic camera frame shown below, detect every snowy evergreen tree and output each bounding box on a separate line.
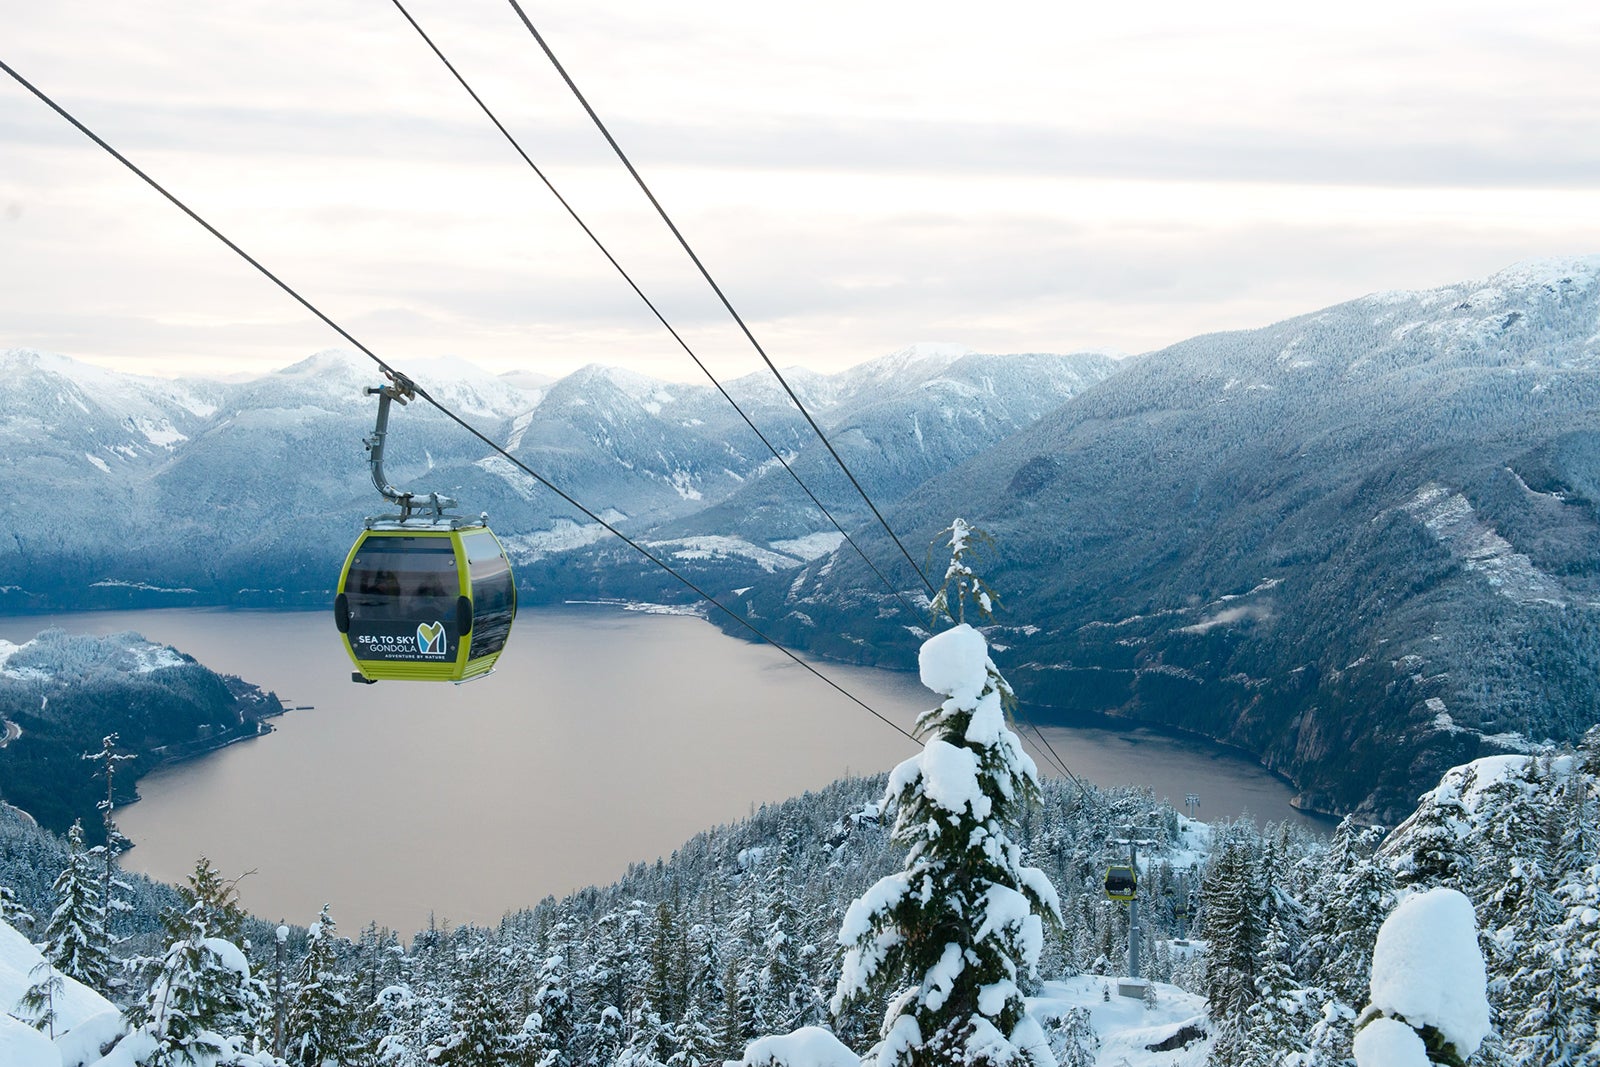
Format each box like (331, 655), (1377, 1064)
(1556, 850), (1600, 1067)
(1317, 845), (1395, 1013)
(285, 903), (357, 1066)
(0, 879), (33, 929)
(40, 819), (112, 992)
(1390, 787), (1473, 893)
(684, 921), (728, 1051)
(429, 937), (516, 1067)
(521, 944), (575, 1067)
(644, 897), (686, 1025)
(83, 731), (136, 941)
(667, 1001), (718, 1067)
(122, 856), (272, 1063)
(127, 899), (265, 1065)
(832, 520), (1062, 1067)
(1045, 1007), (1096, 1067)
(1198, 827), (1261, 1022)
(758, 844), (811, 1034)
(18, 960), (65, 1039)
(1235, 913), (1307, 1066)
(172, 854), (250, 943)
(588, 1004), (626, 1067)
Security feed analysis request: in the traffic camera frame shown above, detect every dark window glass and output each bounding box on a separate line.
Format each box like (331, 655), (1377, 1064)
(346, 536), (459, 624)
(463, 531), (515, 656)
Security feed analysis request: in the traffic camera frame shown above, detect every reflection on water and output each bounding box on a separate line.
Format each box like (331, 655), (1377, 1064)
(0, 608), (1324, 934)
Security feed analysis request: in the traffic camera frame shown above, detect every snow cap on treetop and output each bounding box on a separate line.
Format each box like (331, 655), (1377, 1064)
(919, 623), (990, 707)
(1368, 887), (1490, 1059)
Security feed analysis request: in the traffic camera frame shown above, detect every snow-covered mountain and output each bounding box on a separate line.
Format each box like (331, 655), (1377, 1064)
(725, 257), (1600, 820)
(0, 345), (1116, 611)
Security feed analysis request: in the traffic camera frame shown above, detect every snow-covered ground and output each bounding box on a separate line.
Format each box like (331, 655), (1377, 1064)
(1032, 976), (1214, 1067)
(0, 919), (124, 1067)
(737, 977), (1213, 1067)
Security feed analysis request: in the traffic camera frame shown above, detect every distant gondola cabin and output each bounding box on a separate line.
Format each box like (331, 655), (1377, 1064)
(1104, 864), (1137, 902)
(334, 522), (516, 682)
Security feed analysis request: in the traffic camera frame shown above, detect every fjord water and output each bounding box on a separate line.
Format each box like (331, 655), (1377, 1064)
(0, 609), (1322, 934)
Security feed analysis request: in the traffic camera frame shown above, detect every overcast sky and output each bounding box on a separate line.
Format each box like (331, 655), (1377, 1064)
(4, 0), (1599, 383)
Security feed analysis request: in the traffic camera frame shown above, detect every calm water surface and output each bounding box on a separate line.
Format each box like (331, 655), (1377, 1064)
(1, 608), (1323, 934)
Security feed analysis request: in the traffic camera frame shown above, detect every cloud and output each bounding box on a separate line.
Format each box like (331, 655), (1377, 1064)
(4, 0), (1599, 381)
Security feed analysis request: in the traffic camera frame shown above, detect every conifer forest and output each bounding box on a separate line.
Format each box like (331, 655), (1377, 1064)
(3, 729), (1597, 1066)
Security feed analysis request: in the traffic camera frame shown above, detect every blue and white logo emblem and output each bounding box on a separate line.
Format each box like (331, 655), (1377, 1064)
(417, 621), (447, 656)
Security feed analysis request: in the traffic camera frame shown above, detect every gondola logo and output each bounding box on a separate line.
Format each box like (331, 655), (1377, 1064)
(416, 621), (447, 656)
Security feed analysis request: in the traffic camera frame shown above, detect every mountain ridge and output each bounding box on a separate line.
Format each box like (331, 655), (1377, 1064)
(719, 256), (1600, 821)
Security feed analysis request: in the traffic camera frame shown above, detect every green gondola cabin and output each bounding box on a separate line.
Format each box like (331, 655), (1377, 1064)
(335, 521), (516, 683)
(1104, 864), (1137, 902)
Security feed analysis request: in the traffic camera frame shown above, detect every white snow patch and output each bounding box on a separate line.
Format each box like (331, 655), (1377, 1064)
(504, 411), (536, 452)
(739, 1026), (860, 1067)
(55, 1008), (125, 1067)
(770, 532), (846, 561)
(1487, 254), (1600, 292)
(1401, 483), (1565, 605)
(130, 644), (185, 673)
(131, 418), (186, 448)
(620, 601), (707, 618)
(669, 470), (702, 501)
(498, 514), (626, 561)
(1031, 975), (1212, 1067)
(1367, 888), (1489, 1060)
(0, 1016), (57, 1067)
(84, 453), (111, 474)
(0, 919), (121, 1055)
(1354, 1016), (1430, 1067)
(647, 536), (798, 574)
(87, 580), (198, 594)
(918, 739), (991, 820)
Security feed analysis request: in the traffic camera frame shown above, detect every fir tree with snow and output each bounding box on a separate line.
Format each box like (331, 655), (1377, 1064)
(428, 936), (517, 1067)
(284, 903), (357, 1067)
(17, 959), (65, 1039)
(40, 820), (113, 993)
(684, 920), (728, 1050)
(520, 944), (574, 1067)
(0, 881), (32, 930)
(126, 899), (267, 1065)
(1233, 913), (1307, 1066)
(124, 857), (272, 1065)
(1197, 825), (1262, 1023)
(759, 844), (813, 1035)
(83, 732), (136, 936)
(832, 520), (1062, 1067)
(667, 1001), (719, 1067)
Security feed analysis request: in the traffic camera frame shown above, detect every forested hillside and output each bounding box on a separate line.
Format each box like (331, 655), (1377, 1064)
(0, 630), (281, 839)
(726, 258), (1600, 822)
(4, 730), (1595, 1066)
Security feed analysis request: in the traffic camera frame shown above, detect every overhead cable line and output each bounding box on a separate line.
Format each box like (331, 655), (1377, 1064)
(496, 8), (1086, 792)
(504, 0), (938, 599)
(385, 0), (924, 624)
(0, 55), (918, 749)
